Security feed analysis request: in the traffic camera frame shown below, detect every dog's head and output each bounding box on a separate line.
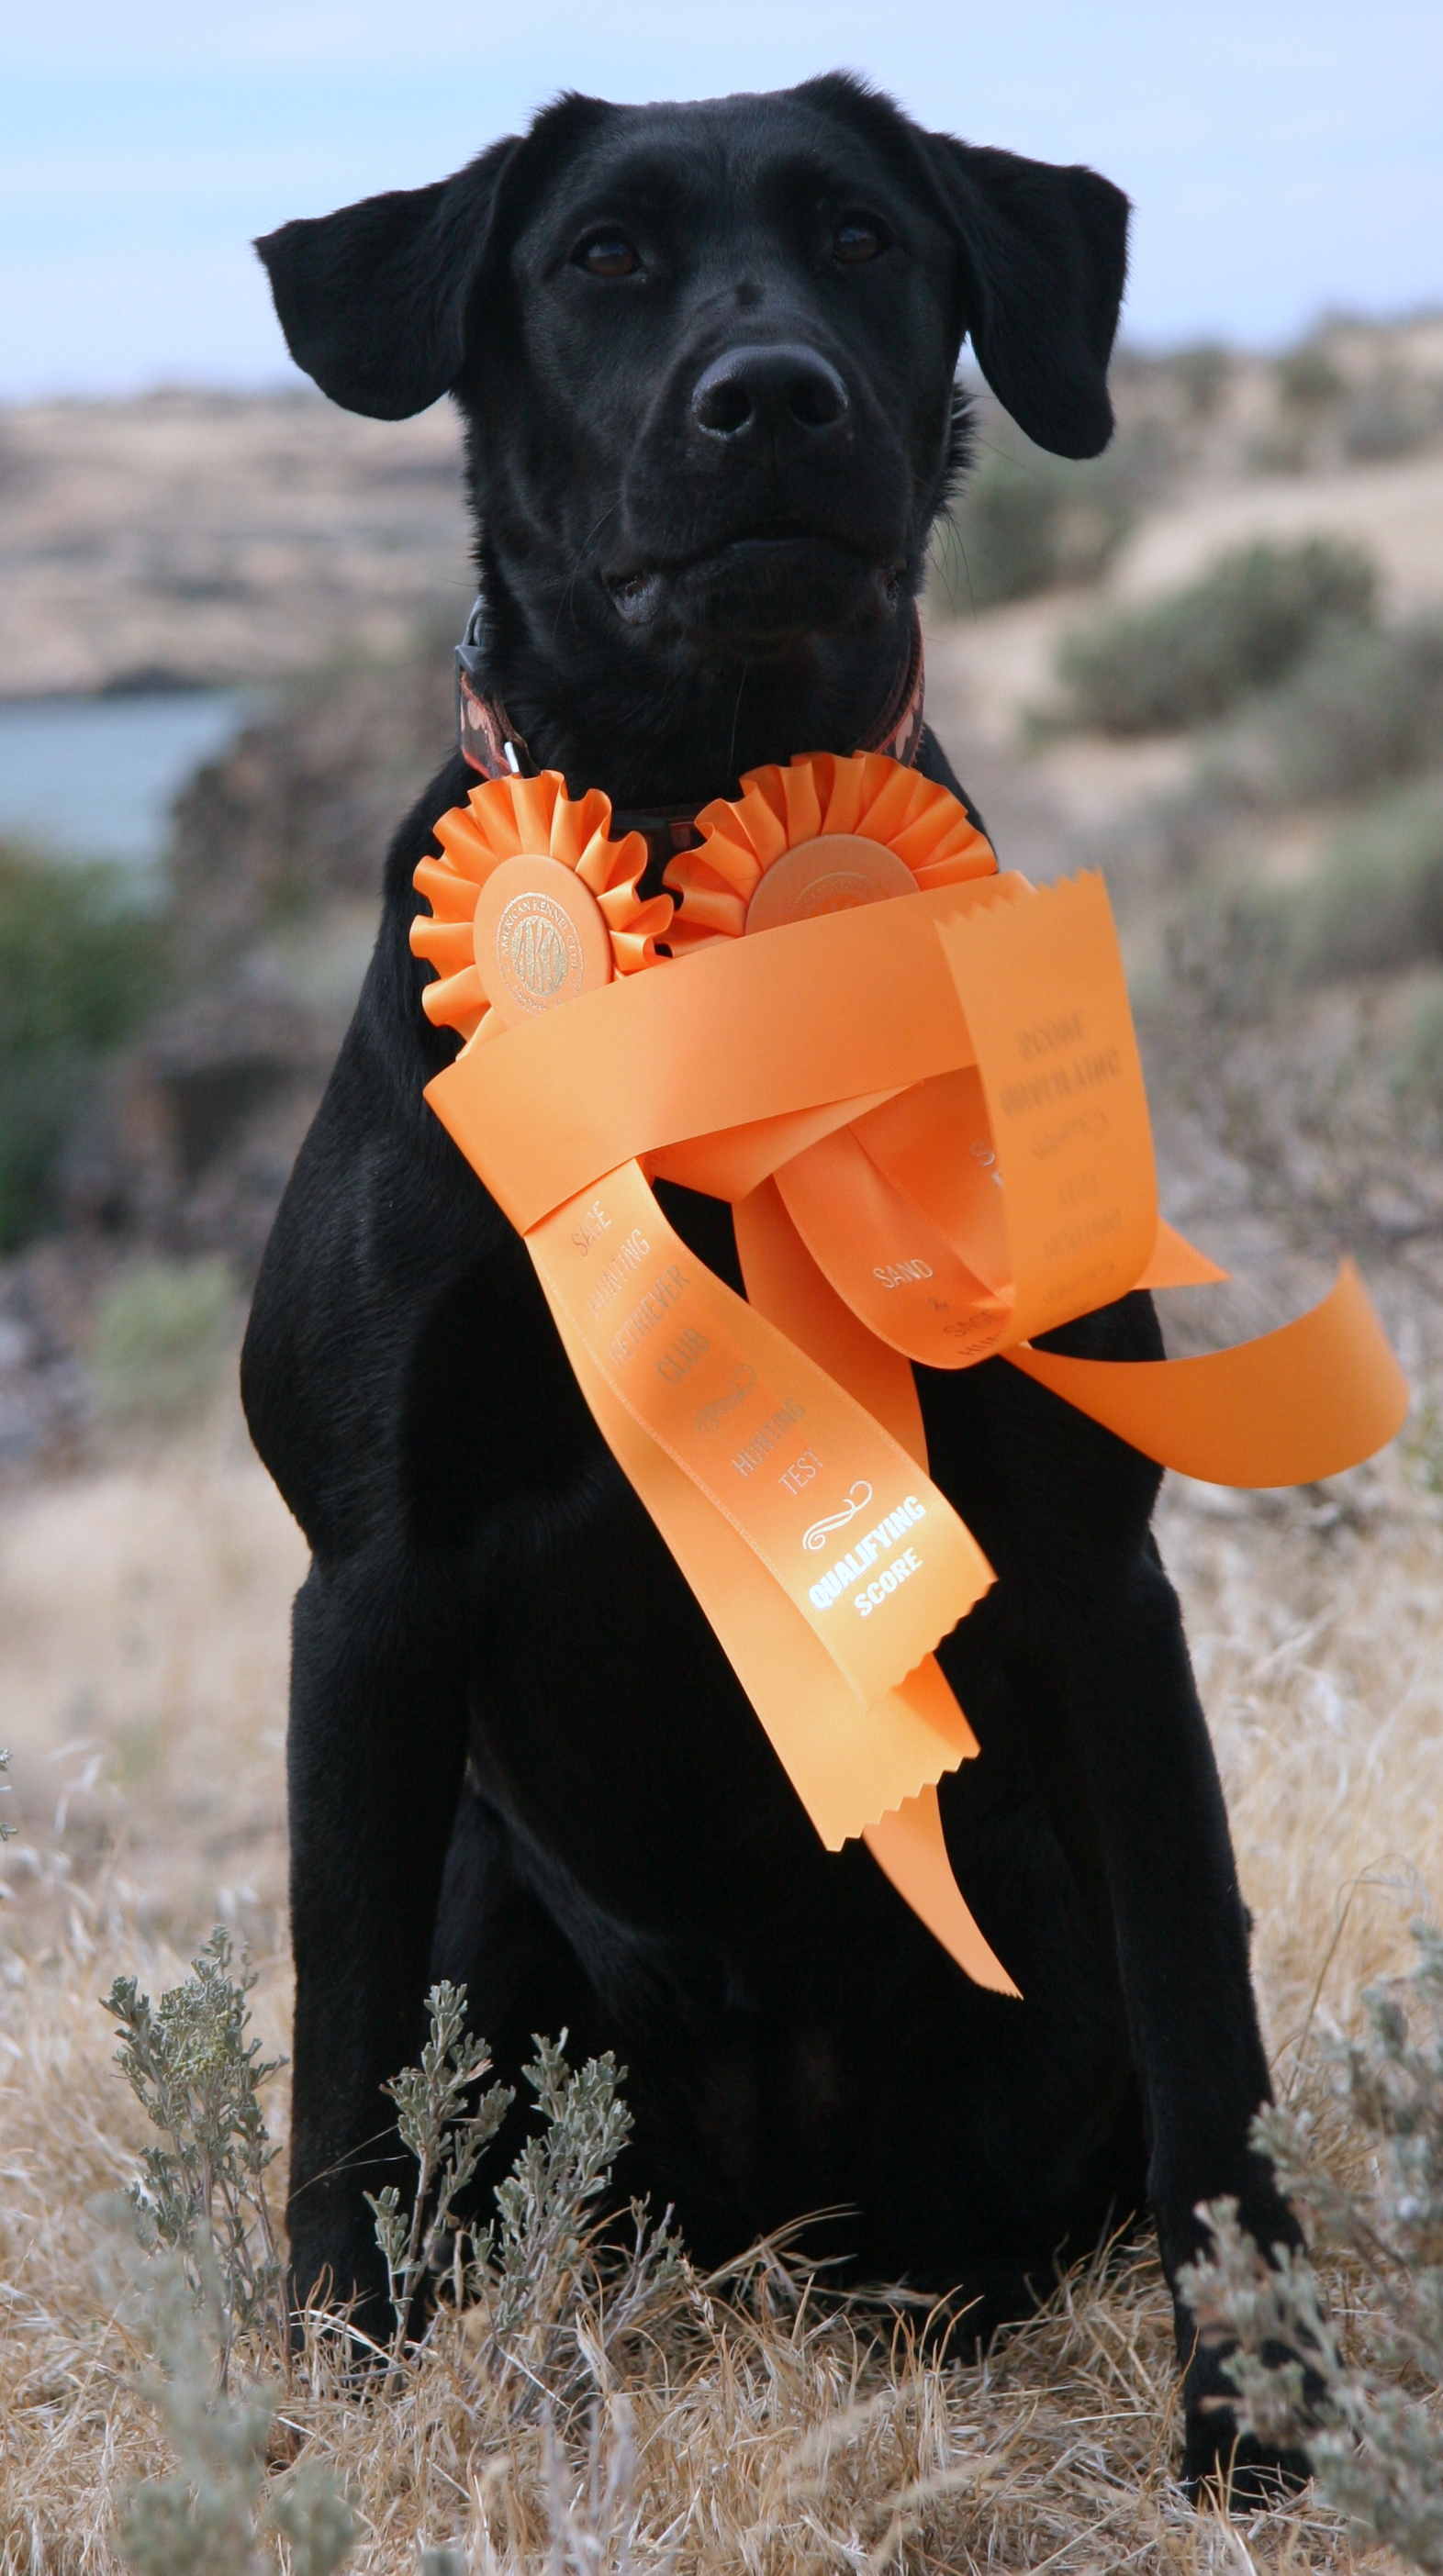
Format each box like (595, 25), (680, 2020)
(259, 79), (1126, 789)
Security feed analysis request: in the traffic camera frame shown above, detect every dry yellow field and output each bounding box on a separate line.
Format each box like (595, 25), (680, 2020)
(0, 1379), (1437, 2571)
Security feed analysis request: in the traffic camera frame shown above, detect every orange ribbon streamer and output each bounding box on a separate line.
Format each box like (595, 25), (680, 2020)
(526, 1160), (994, 1816)
(414, 760), (1409, 1995)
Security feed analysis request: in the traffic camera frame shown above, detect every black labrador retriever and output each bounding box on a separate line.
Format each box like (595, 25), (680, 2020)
(246, 74), (1302, 2492)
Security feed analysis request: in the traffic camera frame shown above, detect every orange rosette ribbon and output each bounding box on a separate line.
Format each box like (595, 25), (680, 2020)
(414, 753), (1409, 1998)
(663, 747), (998, 952)
(410, 770), (672, 1042)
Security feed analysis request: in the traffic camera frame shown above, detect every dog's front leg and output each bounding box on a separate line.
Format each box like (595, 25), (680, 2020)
(1054, 1553), (1309, 2494)
(285, 1546), (471, 2326)
(938, 1309), (1312, 2495)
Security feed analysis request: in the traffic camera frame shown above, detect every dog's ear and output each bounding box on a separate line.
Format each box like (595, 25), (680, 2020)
(923, 139), (1129, 459)
(255, 136), (521, 419)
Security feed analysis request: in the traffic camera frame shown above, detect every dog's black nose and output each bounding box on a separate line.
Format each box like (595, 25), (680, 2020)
(690, 343), (850, 441)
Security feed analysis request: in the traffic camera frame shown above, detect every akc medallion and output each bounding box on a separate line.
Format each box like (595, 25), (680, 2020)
(744, 832), (917, 932)
(411, 773), (672, 1044)
(664, 750), (997, 952)
(473, 852), (614, 1023)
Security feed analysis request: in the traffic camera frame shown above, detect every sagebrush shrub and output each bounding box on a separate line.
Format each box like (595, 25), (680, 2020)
(1393, 988), (1443, 1128)
(933, 419), (1164, 613)
(1181, 1923), (1443, 2564)
(108, 2234), (355, 2576)
(108, 1955), (684, 2568)
(0, 838), (162, 1250)
(101, 1935), (353, 2574)
(103, 1927), (285, 2381)
(369, 1988), (682, 2423)
(1234, 620), (1443, 806)
(474, 2032), (682, 2419)
(364, 1978), (514, 2359)
(1341, 370), (1443, 463)
(1169, 341), (1233, 420)
(934, 447), (1134, 609)
(1277, 342), (1346, 416)
(91, 1255), (235, 1423)
(1052, 538), (1376, 736)
(1293, 784), (1443, 980)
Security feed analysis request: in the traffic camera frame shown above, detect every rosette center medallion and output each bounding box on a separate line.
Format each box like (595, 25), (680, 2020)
(409, 772), (671, 1046)
(475, 852), (612, 1021)
(744, 834), (917, 933)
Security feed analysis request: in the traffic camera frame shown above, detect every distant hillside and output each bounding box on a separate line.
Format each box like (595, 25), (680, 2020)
(4, 318), (1440, 700)
(0, 387), (469, 697)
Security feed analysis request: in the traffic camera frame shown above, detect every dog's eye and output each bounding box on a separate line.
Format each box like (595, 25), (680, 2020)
(833, 216), (888, 264)
(576, 233), (641, 279)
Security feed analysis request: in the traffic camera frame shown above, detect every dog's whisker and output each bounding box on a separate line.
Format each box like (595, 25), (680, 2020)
(727, 657), (750, 778)
(555, 500), (621, 644)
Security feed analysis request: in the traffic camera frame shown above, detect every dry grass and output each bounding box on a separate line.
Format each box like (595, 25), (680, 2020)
(0, 1384), (1438, 2570)
(1158, 1459), (1443, 2057)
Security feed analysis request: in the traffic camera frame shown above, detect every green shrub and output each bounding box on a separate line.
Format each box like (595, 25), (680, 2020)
(0, 839), (162, 1250)
(0, 1049), (97, 1255)
(1234, 620), (1443, 804)
(1181, 1924), (1443, 2562)
(1292, 784), (1443, 979)
(1277, 341), (1346, 415)
(102, 1933), (353, 2576)
(91, 1256), (234, 1423)
(370, 1986), (680, 2423)
(1245, 422), (1314, 478)
(1393, 987), (1443, 1121)
(935, 450), (1069, 607)
(1164, 786), (1443, 1012)
(1052, 538), (1377, 736)
(933, 423), (1162, 613)
(104, 1927), (285, 2383)
(1341, 371), (1443, 463)
(1163, 883), (1294, 1024)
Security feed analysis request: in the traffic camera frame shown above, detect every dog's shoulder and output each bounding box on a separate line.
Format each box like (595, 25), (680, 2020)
(915, 722), (990, 840)
(240, 751), (509, 1541)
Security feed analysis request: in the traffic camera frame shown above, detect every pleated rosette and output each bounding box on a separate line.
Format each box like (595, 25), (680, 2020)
(412, 771), (673, 1043)
(663, 751), (997, 950)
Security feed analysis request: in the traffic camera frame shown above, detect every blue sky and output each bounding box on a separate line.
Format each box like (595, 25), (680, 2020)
(4, 0), (1440, 397)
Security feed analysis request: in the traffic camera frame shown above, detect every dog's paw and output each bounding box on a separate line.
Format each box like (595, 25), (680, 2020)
(286, 2285), (394, 2385)
(285, 2242), (394, 2370)
(1173, 2234), (1316, 2511)
(1181, 2403), (1312, 2510)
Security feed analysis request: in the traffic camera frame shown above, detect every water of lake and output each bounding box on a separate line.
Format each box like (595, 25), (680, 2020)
(0, 691), (261, 874)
